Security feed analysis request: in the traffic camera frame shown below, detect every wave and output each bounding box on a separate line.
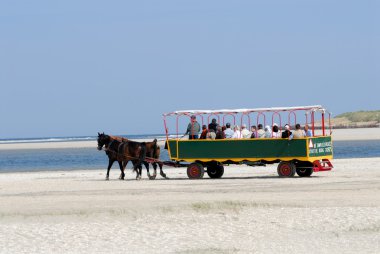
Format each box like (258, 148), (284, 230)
(0, 136), (95, 144)
(0, 134), (168, 144)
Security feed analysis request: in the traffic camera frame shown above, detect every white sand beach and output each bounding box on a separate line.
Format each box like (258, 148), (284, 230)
(0, 128), (379, 253)
(1, 157), (380, 254)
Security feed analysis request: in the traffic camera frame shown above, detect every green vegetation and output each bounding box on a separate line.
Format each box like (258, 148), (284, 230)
(335, 110), (380, 123)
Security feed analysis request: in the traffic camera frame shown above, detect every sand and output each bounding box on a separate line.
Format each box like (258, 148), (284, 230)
(1, 157), (380, 254)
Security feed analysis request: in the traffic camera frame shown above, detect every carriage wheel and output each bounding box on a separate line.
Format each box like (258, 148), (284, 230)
(277, 161), (296, 177)
(206, 162), (224, 179)
(187, 163), (204, 179)
(296, 168), (313, 177)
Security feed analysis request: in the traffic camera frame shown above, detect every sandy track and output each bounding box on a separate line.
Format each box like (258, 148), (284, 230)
(1, 158), (380, 253)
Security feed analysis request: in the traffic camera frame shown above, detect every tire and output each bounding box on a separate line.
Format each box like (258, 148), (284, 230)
(296, 167), (313, 177)
(207, 162), (224, 179)
(187, 163), (204, 179)
(277, 161), (296, 177)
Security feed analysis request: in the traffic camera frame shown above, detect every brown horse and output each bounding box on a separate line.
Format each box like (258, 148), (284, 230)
(97, 132), (146, 180)
(103, 134), (167, 180)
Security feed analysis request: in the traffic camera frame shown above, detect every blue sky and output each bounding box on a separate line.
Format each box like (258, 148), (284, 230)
(0, 0), (379, 138)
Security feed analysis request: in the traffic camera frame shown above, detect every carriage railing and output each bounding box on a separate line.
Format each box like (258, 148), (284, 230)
(163, 105), (332, 141)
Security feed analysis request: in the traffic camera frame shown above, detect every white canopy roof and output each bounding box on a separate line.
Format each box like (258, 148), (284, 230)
(163, 105), (325, 116)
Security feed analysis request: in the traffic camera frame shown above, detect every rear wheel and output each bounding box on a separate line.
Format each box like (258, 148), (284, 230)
(277, 161), (296, 177)
(207, 162), (224, 179)
(187, 163), (204, 179)
(296, 167), (313, 177)
(295, 161), (314, 177)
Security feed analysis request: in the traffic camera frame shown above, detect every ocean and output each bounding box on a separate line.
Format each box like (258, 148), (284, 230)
(0, 136), (379, 173)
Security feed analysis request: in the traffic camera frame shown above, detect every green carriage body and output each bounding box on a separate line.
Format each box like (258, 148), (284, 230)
(167, 136), (333, 163)
(163, 105), (334, 178)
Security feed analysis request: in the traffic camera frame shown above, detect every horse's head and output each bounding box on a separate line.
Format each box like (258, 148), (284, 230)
(97, 132), (110, 150)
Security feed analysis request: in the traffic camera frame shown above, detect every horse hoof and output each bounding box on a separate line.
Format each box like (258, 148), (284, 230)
(105, 178), (109, 181)
(149, 176), (156, 180)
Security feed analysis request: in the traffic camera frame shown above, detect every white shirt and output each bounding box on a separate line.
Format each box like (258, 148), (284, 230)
(232, 130), (242, 139)
(241, 128), (251, 139)
(257, 129), (265, 138)
(224, 128), (234, 138)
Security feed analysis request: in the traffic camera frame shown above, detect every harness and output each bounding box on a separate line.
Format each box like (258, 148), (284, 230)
(103, 140), (142, 161)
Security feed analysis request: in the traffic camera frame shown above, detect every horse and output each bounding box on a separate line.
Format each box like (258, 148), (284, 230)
(97, 132), (146, 180)
(141, 139), (168, 180)
(99, 133), (167, 180)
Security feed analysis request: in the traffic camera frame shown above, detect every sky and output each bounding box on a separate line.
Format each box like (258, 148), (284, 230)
(0, 0), (379, 138)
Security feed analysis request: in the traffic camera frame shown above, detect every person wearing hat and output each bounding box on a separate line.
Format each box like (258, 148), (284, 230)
(185, 115), (201, 139)
(281, 124), (293, 139)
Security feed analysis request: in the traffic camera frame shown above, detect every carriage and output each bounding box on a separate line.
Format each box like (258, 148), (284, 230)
(163, 105), (333, 179)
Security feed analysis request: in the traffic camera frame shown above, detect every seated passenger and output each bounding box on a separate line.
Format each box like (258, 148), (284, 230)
(215, 126), (225, 139)
(257, 124), (265, 138)
(241, 124), (251, 139)
(272, 124), (281, 138)
(264, 125), (272, 138)
(281, 124), (293, 139)
(293, 123), (305, 138)
(224, 123), (234, 138)
(250, 126), (257, 138)
(207, 128), (216, 140)
(199, 125), (208, 139)
(304, 124), (312, 137)
(208, 118), (218, 133)
(232, 125), (242, 139)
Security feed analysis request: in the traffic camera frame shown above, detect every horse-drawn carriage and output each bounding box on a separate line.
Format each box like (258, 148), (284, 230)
(163, 105), (333, 179)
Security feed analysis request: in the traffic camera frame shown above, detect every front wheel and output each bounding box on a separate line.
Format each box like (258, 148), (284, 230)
(187, 163), (204, 179)
(277, 161), (296, 177)
(207, 162), (224, 179)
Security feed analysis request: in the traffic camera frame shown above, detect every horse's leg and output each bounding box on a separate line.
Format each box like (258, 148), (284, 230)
(159, 162), (168, 179)
(149, 163), (157, 180)
(143, 161), (153, 180)
(106, 159), (115, 180)
(138, 164), (143, 180)
(131, 161), (140, 180)
(118, 160), (125, 180)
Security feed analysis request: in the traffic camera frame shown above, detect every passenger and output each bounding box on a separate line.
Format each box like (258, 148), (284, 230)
(272, 124), (281, 138)
(232, 125), (242, 139)
(241, 124), (251, 139)
(257, 124), (265, 138)
(208, 118), (218, 133)
(264, 125), (272, 138)
(215, 126), (225, 139)
(281, 124), (293, 139)
(224, 123), (234, 138)
(207, 128), (216, 140)
(293, 123), (305, 138)
(304, 124), (312, 137)
(199, 125), (208, 139)
(185, 115), (201, 139)
(250, 125), (257, 138)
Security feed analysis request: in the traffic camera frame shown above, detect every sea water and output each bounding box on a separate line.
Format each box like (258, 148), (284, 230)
(0, 136), (379, 173)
